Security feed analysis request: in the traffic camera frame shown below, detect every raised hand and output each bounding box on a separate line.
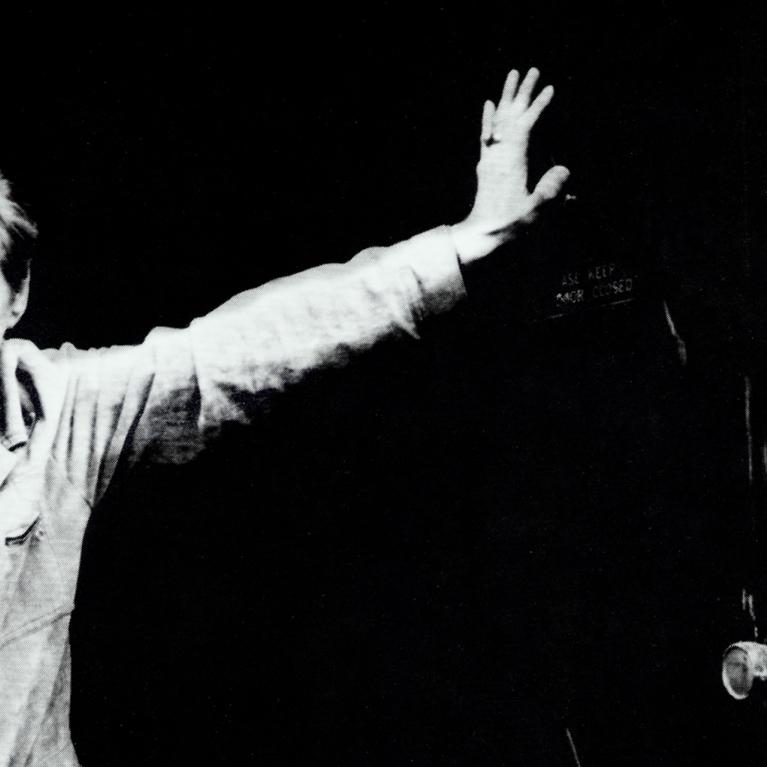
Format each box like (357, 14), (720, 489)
(451, 67), (570, 266)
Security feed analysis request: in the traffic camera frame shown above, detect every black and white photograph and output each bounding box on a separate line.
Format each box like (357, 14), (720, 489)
(1, 6), (767, 765)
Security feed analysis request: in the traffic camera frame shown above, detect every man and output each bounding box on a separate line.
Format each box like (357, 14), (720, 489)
(0, 68), (568, 765)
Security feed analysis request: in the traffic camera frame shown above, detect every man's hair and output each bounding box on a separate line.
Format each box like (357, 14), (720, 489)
(0, 172), (37, 292)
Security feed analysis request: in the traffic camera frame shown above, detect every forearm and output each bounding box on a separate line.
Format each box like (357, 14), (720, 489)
(190, 226), (466, 433)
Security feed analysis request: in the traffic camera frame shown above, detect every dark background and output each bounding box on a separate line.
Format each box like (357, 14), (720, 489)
(5, 6), (767, 764)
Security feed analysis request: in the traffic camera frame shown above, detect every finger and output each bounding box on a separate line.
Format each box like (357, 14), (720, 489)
(500, 69), (520, 103)
(523, 84), (554, 127)
(530, 165), (570, 207)
(515, 67), (540, 108)
(480, 100), (496, 144)
(12, 339), (48, 374)
(0, 343), (24, 441)
(12, 339), (57, 418)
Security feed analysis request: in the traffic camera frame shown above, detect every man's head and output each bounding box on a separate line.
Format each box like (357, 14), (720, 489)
(0, 173), (37, 338)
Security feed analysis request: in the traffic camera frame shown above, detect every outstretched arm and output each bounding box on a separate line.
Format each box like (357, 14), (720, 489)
(24, 68), (569, 503)
(189, 67), (568, 436)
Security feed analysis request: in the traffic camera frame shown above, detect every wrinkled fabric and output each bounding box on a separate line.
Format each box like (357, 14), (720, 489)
(0, 227), (465, 765)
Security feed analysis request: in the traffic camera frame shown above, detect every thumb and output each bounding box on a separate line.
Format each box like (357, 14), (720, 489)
(530, 165), (570, 208)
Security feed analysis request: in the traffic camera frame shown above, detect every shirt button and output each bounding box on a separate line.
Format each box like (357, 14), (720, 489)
(35, 527), (45, 539)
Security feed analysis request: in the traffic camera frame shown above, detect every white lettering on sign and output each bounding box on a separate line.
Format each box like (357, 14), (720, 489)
(554, 262), (636, 314)
(561, 271), (581, 288)
(587, 263), (616, 281)
(555, 289), (585, 306)
(592, 278), (634, 298)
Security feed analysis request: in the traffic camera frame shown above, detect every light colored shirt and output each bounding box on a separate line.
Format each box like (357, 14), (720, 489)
(0, 227), (465, 766)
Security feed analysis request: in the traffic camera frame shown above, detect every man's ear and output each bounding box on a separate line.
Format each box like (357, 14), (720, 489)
(7, 271), (30, 329)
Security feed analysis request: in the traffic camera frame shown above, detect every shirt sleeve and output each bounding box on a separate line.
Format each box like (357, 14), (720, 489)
(57, 225), (466, 505)
(189, 226), (465, 439)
